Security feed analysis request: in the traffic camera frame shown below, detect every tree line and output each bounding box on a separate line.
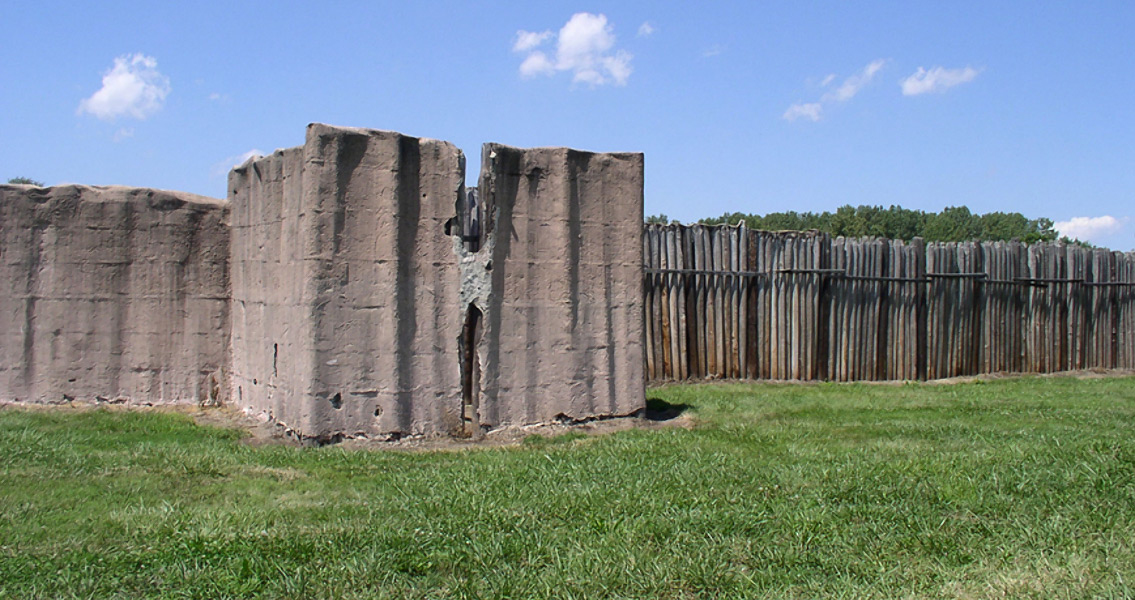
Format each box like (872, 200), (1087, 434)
(648, 205), (1080, 245)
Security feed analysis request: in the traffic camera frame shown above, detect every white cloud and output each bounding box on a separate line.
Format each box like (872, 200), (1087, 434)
(513, 12), (633, 87)
(783, 103), (823, 122)
(828, 59), (886, 102)
(557, 13), (618, 84)
(901, 65), (980, 95)
(513, 30), (552, 52)
(1054, 215), (1126, 241)
(637, 22), (655, 37)
(77, 54), (171, 121)
(519, 51), (555, 77)
(113, 127), (134, 142)
(602, 51), (633, 85)
(783, 59), (886, 123)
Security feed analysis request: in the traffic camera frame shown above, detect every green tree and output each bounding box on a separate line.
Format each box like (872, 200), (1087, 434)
(699, 204), (1072, 244)
(923, 206), (979, 241)
(830, 205), (872, 237)
(7, 177), (44, 186)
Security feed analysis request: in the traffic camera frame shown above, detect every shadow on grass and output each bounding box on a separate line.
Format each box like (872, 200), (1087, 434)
(645, 398), (691, 422)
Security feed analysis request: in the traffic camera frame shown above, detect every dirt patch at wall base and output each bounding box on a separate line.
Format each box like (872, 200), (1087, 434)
(0, 400), (692, 451)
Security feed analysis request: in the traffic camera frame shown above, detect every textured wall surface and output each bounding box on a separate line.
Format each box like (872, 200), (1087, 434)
(228, 124), (466, 440)
(227, 147), (310, 428)
(0, 184), (230, 404)
(1, 126), (645, 441)
(472, 145), (645, 427)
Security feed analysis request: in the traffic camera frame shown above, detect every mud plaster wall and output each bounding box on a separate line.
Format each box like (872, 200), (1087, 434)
(228, 124), (466, 439)
(471, 145), (645, 427)
(0, 124), (645, 440)
(0, 184), (230, 404)
(227, 147), (311, 428)
(231, 125), (645, 439)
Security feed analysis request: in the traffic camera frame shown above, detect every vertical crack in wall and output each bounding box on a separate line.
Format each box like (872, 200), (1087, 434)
(462, 188), (482, 253)
(459, 303), (483, 437)
(454, 177), (494, 436)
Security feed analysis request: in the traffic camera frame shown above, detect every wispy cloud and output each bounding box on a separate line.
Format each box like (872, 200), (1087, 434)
(783, 59), (886, 123)
(829, 59), (886, 102)
(233, 149), (263, 166)
(514, 13), (633, 87)
(1054, 215), (1127, 242)
(783, 103), (823, 122)
(901, 66), (980, 96)
(637, 22), (655, 37)
(211, 149), (265, 177)
(702, 44), (723, 58)
(112, 127), (134, 142)
(77, 54), (170, 121)
(513, 30), (552, 52)
(519, 52), (554, 78)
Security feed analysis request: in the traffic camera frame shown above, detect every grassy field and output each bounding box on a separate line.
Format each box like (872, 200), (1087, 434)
(2, 376), (1134, 599)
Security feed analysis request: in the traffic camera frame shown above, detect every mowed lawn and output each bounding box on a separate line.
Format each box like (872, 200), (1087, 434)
(2, 377), (1134, 599)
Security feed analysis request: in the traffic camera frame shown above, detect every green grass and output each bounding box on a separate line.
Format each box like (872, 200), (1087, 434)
(2, 376), (1134, 599)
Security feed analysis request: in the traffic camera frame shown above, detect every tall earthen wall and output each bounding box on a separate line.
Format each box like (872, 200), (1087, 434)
(470, 145), (645, 427)
(0, 184), (230, 404)
(228, 126), (645, 440)
(227, 147), (312, 428)
(228, 124), (466, 439)
(0, 124), (646, 441)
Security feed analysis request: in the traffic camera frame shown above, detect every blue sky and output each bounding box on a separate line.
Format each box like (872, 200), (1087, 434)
(3, 1), (1134, 250)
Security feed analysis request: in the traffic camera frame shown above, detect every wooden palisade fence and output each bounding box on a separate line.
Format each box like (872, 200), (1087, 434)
(643, 223), (1135, 382)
